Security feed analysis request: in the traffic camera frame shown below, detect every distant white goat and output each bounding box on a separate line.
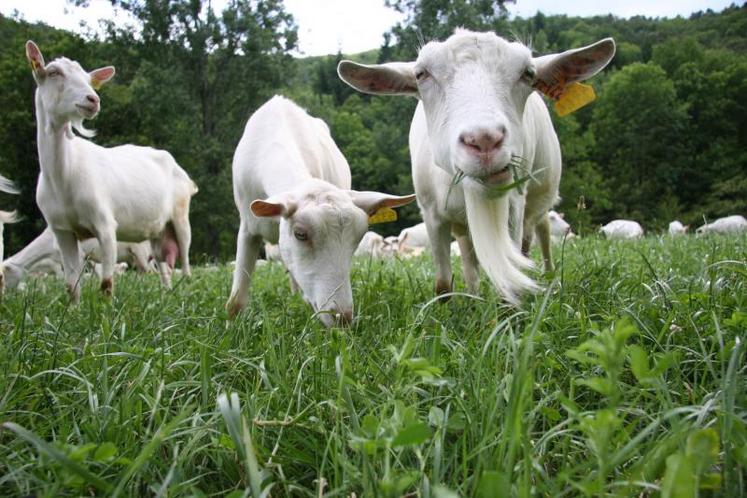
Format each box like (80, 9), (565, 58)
(339, 30), (615, 303)
(355, 231), (386, 258)
(226, 96), (415, 326)
(264, 243), (281, 262)
(25, 41), (198, 301)
(696, 215), (747, 235)
(3, 227), (157, 291)
(600, 220), (644, 239)
(0, 173), (20, 295)
(668, 220), (688, 236)
(398, 222), (430, 255)
(548, 210), (576, 242)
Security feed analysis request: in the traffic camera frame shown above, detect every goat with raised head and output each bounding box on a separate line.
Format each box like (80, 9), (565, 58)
(227, 96), (415, 327)
(25, 41), (197, 301)
(339, 30), (615, 303)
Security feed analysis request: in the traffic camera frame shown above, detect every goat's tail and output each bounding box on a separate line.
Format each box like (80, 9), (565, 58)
(464, 186), (537, 305)
(0, 210), (19, 225)
(0, 174), (19, 195)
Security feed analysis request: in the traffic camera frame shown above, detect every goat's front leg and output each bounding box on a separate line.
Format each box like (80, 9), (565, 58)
(424, 213), (453, 297)
(226, 221), (262, 318)
(53, 229), (83, 303)
(96, 229), (117, 296)
(453, 223), (480, 294)
(509, 193), (526, 249)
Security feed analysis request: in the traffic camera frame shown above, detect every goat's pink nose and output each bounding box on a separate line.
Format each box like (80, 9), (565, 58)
(459, 128), (505, 154)
(86, 94), (100, 106)
(336, 310), (353, 326)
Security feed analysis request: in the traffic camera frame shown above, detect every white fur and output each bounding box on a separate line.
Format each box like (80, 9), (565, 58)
(0, 173), (20, 295)
(696, 215), (747, 235)
(600, 220), (644, 239)
(2, 226), (156, 290)
(398, 222), (430, 255)
(339, 30), (614, 303)
(668, 220), (688, 236)
(226, 96), (414, 326)
(355, 231), (386, 258)
(25, 41), (197, 301)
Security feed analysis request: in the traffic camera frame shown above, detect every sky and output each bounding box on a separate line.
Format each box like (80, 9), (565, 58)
(0, 0), (737, 56)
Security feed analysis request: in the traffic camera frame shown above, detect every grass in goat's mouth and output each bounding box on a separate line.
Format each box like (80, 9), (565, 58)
(446, 154), (536, 207)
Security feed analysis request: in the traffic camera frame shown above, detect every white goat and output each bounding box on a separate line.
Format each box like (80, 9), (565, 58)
(0, 173), (20, 295)
(355, 231), (386, 258)
(398, 222), (430, 256)
(25, 41), (197, 301)
(696, 215), (747, 235)
(600, 220), (644, 239)
(339, 30), (615, 303)
(668, 220), (688, 236)
(548, 210), (576, 242)
(3, 227), (157, 291)
(226, 95), (415, 326)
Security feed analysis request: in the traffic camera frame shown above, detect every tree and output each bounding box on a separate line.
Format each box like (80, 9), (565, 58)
(590, 63), (691, 226)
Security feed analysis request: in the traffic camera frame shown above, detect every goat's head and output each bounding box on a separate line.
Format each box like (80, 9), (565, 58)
(339, 30), (615, 193)
(251, 181), (415, 327)
(25, 41), (115, 132)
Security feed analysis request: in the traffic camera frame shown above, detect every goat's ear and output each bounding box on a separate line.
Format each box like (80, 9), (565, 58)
(90, 66), (115, 90)
(533, 38), (616, 99)
(25, 40), (46, 79)
(250, 195), (296, 219)
(348, 191), (417, 217)
(338, 60), (418, 96)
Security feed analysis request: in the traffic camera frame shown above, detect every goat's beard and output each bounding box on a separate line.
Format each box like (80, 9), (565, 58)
(67, 119), (96, 139)
(463, 183), (537, 305)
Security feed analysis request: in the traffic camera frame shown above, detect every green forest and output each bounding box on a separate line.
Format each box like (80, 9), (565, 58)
(0, 1), (745, 260)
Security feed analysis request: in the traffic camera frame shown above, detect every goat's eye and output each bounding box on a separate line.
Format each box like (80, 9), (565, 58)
(293, 229), (308, 242)
(522, 66), (536, 83)
(415, 68), (430, 82)
(47, 70), (61, 78)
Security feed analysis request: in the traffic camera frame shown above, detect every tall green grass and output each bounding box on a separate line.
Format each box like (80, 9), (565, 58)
(1, 234), (745, 497)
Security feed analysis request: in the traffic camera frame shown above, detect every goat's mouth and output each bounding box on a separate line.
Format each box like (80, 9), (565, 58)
(457, 165), (511, 186)
(75, 104), (98, 118)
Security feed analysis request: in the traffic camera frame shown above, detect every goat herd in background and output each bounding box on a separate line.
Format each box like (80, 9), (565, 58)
(1, 33), (745, 327)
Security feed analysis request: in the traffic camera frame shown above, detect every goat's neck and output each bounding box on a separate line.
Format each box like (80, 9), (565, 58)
(35, 91), (74, 190)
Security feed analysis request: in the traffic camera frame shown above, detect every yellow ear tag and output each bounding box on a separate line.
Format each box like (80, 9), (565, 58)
(554, 82), (596, 117)
(368, 207), (397, 224)
(31, 59), (40, 70)
(91, 79), (102, 91)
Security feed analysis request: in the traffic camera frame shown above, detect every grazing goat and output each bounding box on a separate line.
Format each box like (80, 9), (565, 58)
(227, 96), (415, 327)
(696, 215), (747, 235)
(548, 210), (577, 243)
(600, 220), (644, 239)
(339, 30), (615, 303)
(3, 227), (156, 291)
(355, 231), (387, 258)
(668, 220), (688, 236)
(25, 41), (197, 301)
(0, 173), (20, 295)
(398, 222), (430, 256)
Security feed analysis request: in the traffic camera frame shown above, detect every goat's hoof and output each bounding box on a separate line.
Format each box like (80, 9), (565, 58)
(226, 299), (242, 319)
(100, 278), (113, 297)
(66, 284), (81, 304)
(435, 280), (452, 302)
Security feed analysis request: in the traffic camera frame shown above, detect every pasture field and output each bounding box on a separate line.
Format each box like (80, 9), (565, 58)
(0, 234), (745, 497)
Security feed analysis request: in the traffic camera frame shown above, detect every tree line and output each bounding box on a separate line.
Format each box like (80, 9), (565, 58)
(0, 1), (744, 260)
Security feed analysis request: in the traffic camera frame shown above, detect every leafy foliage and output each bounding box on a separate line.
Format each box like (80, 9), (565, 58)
(0, 3), (745, 257)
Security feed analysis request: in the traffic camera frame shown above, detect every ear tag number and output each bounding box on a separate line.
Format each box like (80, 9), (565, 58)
(368, 207), (397, 224)
(555, 82), (596, 117)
